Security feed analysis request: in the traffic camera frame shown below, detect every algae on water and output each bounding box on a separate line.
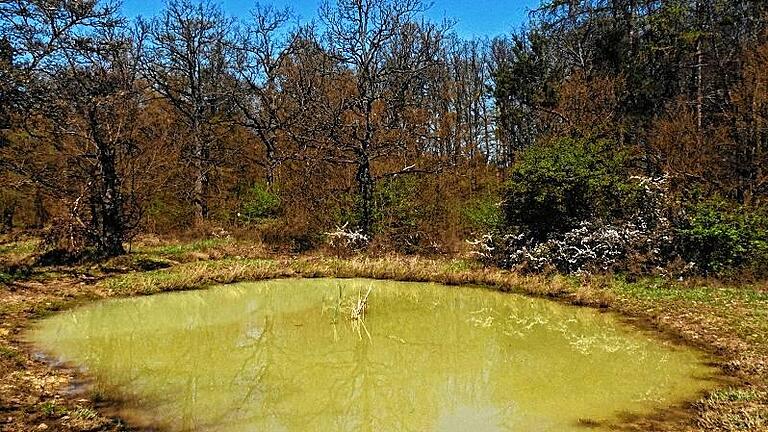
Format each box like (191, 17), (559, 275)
(29, 279), (716, 431)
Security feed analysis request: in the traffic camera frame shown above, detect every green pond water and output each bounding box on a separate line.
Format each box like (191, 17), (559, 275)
(29, 278), (717, 431)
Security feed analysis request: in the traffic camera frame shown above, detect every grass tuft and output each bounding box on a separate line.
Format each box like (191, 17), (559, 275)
(696, 387), (768, 431)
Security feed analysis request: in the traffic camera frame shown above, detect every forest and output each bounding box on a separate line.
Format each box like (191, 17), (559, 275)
(1, 1), (768, 431)
(0, 0), (764, 277)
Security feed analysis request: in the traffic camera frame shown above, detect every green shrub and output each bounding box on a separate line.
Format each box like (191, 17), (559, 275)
(239, 183), (281, 224)
(462, 195), (503, 232)
(503, 137), (641, 240)
(146, 196), (194, 231)
(373, 176), (424, 252)
(678, 200), (768, 276)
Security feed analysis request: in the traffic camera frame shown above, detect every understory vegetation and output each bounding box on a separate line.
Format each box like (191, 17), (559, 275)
(0, 0), (764, 279)
(474, 137), (768, 278)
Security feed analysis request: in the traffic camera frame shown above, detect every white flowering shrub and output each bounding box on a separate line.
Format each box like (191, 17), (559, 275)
(513, 218), (670, 273)
(325, 223), (369, 252)
(466, 233), (499, 262)
(471, 176), (677, 274)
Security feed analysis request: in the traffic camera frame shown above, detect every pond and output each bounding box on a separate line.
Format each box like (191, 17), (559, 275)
(28, 278), (717, 431)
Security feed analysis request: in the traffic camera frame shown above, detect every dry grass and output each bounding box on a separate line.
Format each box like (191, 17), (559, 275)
(695, 387), (768, 431)
(103, 255), (615, 308)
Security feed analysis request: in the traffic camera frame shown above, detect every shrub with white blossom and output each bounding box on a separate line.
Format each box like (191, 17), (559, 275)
(471, 175), (676, 274)
(325, 223), (369, 251)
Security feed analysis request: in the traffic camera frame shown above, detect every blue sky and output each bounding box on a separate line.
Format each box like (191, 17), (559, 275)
(120, 0), (541, 38)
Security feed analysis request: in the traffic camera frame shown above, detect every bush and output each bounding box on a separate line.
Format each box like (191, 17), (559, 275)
(239, 183), (280, 224)
(462, 195), (503, 233)
(324, 177), (428, 253)
(472, 215), (673, 275)
(146, 196), (194, 232)
(472, 172), (675, 274)
(372, 177), (426, 253)
(678, 200), (768, 276)
(324, 223), (370, 255)
(503, 137), (642, 240)
(509, 216), (672, 274)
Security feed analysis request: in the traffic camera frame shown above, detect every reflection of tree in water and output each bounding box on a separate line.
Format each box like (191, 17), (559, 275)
(32, 279), (714, 432)
(469, 298), (649, 356)
(245, 290), (510, 431)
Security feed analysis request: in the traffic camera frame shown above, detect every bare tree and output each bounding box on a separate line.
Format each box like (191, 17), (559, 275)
(0, 0), (121, 135)
(141, 0), (234, 222)
(0, 0), (122, 209)
(0, 0), (143, 257)
(230, 4), (295, 188)
(43, 27), (147, 256)
(300, 0), (448, 237)
(428, 36), (495, 163)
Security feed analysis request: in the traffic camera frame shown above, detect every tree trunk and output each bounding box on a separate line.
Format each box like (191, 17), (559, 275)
(192, 121), (209, 222)
(265, 135), (276, 188)
(1, 204), (14, 233)
(33, 188), (48, 229)
(695, 0), (704, 147)
(696, 38), (703, 136)
(355, 154), (374, 238)
(96, 144), (125, 257)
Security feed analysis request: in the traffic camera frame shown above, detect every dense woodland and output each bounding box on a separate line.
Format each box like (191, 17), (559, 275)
(1, 0), (767, 277)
